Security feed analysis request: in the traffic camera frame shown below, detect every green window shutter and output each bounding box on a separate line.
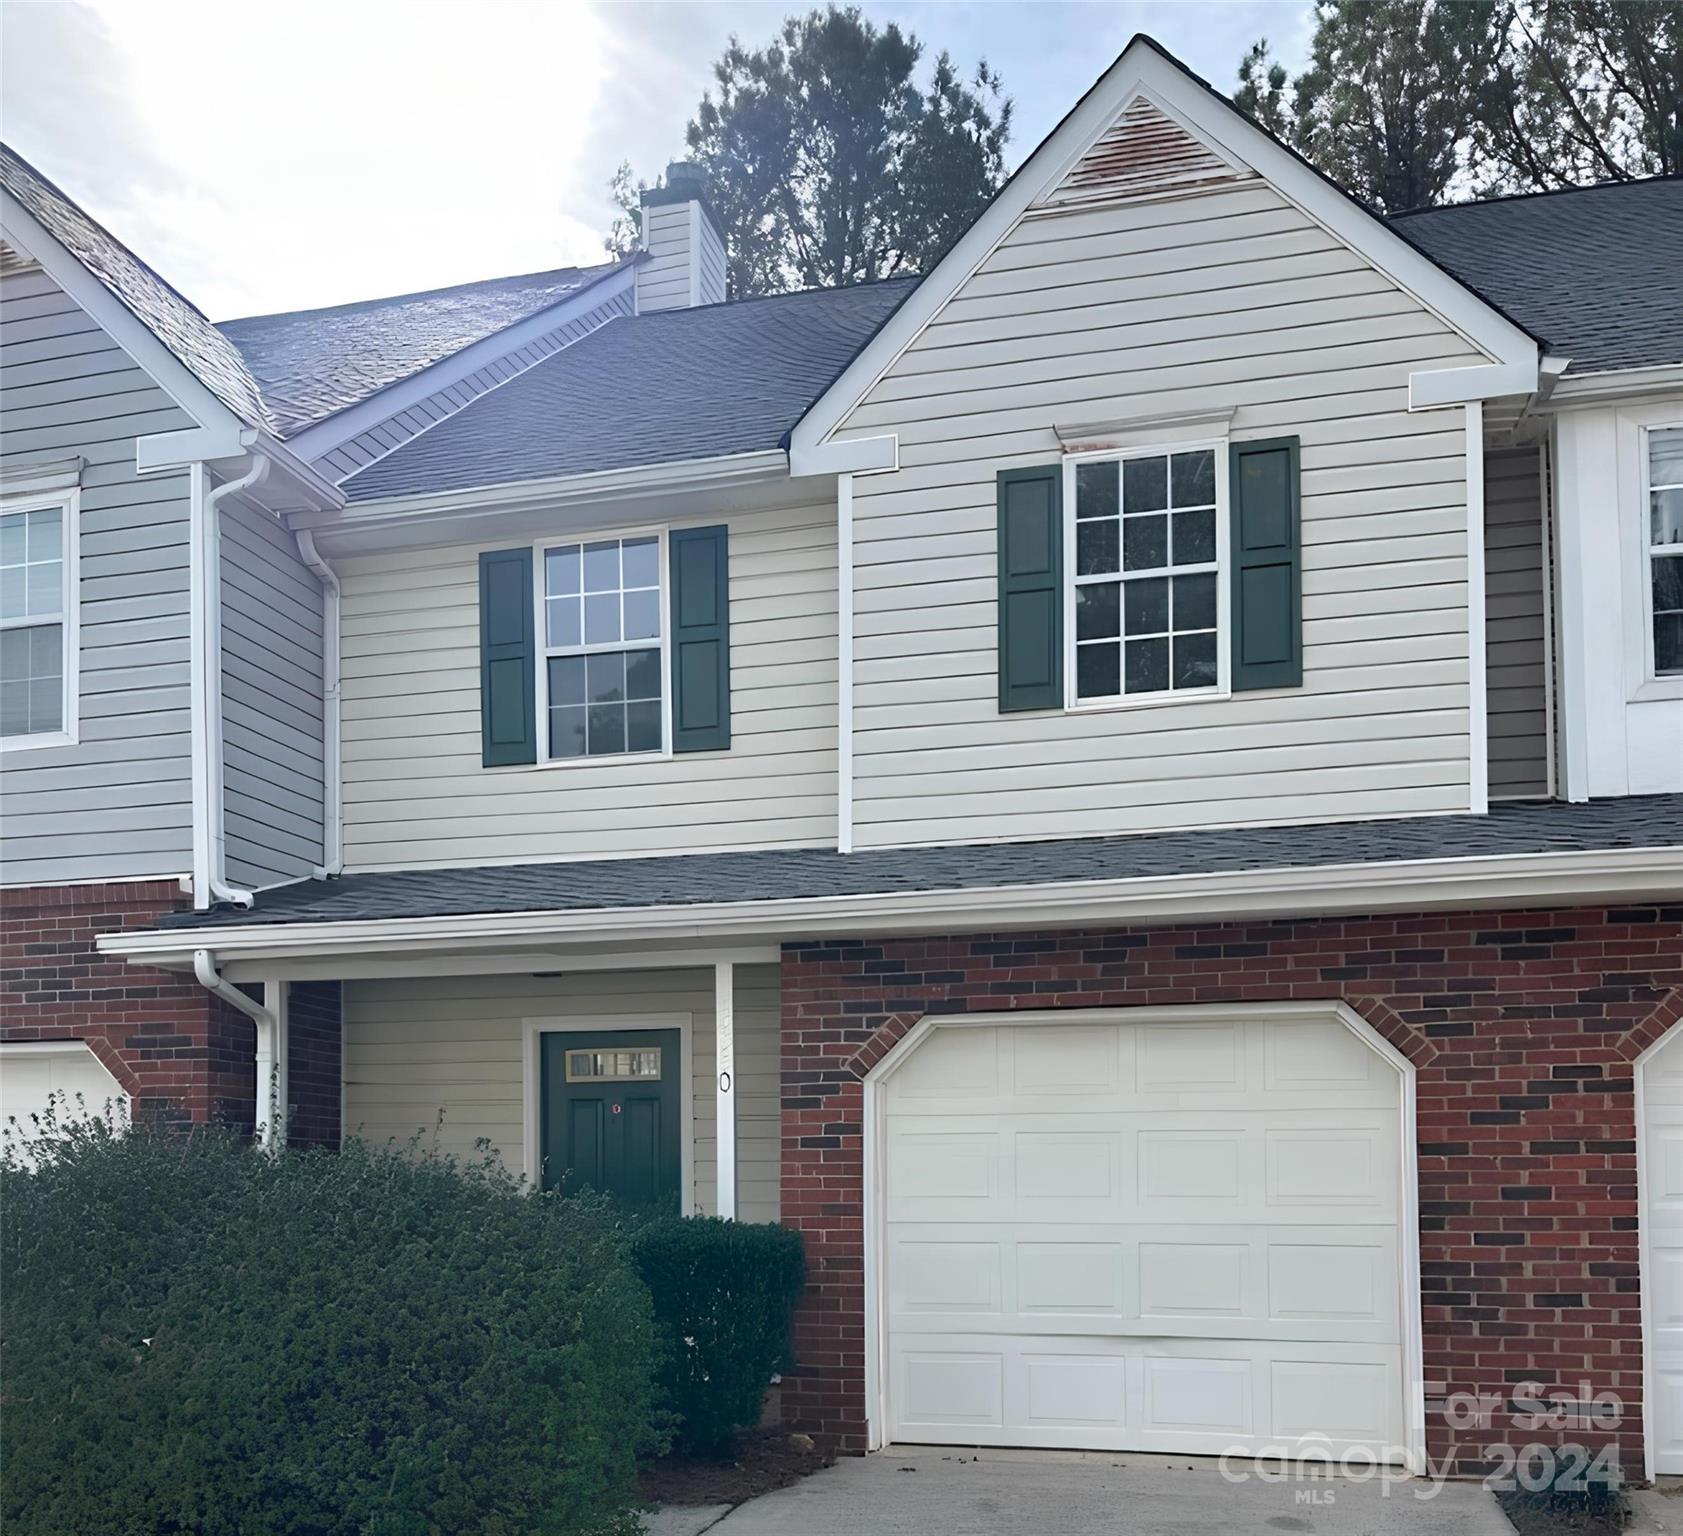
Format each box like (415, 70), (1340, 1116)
(997, 465), (1063, 712)
(1229, 436), (1303, 692)
(670, 524), (731, 752)
(478, 547), (536, 766)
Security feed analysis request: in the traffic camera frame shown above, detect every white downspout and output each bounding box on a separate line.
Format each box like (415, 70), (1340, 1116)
(296, 530), (342, 875)
(192, 456), (270, 909)
(193, 948), (287, 1149)
(837, 471), (854, 854)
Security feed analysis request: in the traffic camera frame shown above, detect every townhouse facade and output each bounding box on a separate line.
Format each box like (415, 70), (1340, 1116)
(3, 36), (1681, 1480)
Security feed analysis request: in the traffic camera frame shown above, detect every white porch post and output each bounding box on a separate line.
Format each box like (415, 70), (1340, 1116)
(257, 978), (289, 1150)
(715, 959), (736, 1219)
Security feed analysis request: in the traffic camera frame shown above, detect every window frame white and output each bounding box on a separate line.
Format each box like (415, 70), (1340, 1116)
(0, 487), (79, 753)
(1641, 419), (1683, 683)
(1060, 439), (1231, 714)
(531, 524), (673, 768)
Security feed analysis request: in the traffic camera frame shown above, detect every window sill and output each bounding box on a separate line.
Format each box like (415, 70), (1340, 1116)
(489, 747), (674, 773)
(1064, 685), (1228, 716)
(1632, 675), (1683, 704)
(0, 728), (77, 755)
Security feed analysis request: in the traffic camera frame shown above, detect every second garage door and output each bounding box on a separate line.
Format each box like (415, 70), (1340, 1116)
(881, 1008), (1410, 1459)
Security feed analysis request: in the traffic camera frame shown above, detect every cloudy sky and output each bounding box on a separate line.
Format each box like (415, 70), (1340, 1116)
(0, 1), (1312, 322)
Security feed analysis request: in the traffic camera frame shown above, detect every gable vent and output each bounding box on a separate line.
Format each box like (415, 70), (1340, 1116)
(0, 240), (41, 276)
(1036, 98), (1252, 209)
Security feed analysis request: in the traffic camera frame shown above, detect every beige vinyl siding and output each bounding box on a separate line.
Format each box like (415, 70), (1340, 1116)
(337, 505), (837, 868)
(1483, 446), (1549, 798)
(0, 266), (197, 883)
(836, 180), (1488, 847)
(342, 966), (780, 1221)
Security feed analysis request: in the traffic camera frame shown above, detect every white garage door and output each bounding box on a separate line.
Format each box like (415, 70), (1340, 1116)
(881, 1010), (1410, 1459)
(1642, 1027), (1683, 1475)
(0, 1041), (129, 1163)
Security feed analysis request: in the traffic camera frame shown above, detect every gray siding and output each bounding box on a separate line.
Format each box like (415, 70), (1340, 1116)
(1484, 445), (1549, 798)
(0, 265), (196, 885)
(834, 176), (1489, 847)
(342, 965), (780, 1220)
(634, 201), (725, 312)
(219, 494), (325, 887)
(337, 505), (837, 869)
(314, 290), (633, 483)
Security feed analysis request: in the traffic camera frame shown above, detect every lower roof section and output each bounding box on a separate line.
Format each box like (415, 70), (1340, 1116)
(154, 795), (1681, 933)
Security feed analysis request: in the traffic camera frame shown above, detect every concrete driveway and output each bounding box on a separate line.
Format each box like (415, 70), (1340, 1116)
(697, 1446), (1515, 1536)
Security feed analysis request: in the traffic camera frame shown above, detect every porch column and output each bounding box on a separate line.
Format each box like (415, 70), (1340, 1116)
(715, 959), (736, 1218)
(257, 978), (289, 1150)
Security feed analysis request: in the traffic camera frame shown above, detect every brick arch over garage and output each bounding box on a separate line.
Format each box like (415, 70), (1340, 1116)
(780, 903), (1683, 1472)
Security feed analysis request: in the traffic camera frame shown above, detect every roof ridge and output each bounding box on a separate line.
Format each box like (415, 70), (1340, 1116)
(217, 255), (631, 329)
(1389, 173), (1682, 221)
(630, 272), (922, 322)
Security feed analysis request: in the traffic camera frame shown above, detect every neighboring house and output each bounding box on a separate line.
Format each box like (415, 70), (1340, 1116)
(2, 34), (1681, 1480)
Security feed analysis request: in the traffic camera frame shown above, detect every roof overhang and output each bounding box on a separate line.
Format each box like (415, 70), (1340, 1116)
(1544, 363), (1683, 408)
(290, 448), (834, 556)
(96, 842), (1681, 975)
(788, 34), (1542, 463)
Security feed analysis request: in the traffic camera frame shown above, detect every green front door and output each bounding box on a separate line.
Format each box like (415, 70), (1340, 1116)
(540, 1030), (681, 1209)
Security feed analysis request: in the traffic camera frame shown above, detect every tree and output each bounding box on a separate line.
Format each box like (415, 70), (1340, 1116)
(1235, 1), (1680, 212)
(1471, 0), (1682, 189)
(603, 161), (643, 260)
(610, 6), (1010, 296)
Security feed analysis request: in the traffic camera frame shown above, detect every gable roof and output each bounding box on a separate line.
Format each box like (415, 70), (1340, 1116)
(218, 259), (630, 436)
(0, 143), (276, 433)
(789, 34), (1543, 464)
(1391, 177), (1683, 374)
(338, 278), (915, 502)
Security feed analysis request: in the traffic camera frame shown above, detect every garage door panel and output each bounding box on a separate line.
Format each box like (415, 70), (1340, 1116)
(883, 1014), (1409, 1457)
(1645, 1031), (1683, 1472)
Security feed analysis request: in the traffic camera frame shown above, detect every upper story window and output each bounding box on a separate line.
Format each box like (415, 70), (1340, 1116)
(0, 493), (76, 748)
(1068, 444), (1224, 705)
(539, 533), (665, 759)
(1650, 425), (1683, 677)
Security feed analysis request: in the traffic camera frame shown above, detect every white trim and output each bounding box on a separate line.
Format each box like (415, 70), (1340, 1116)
(1540, 438), (1559, 800)
(285, 266), (637, 461)
(221, 942), (781, 986)
(0, 457), (83, 497)
(789, 435), (898, 479)
(788, 39), (1537, 459)
(714, 960), (736, 1219)
(858, 1000), (1426, 1472)
(1060, 438), (1229, 713)
(1639, 418), (1683, 686)
(1466, 403), (1489, 814)
(1055, 407), (1235, 452)
(531, 525), (671, 768)
(0, 871), (191, 892)
(0, 485), (80, 752)
(838, 472), (855, 853)
(295, 449), (790, 536)
(135, 426), (245, 473)
(1410, 362), (1540, 411)
(1636, 1019), (1683, 1482)
(0, 1038), (113, 1058)
(96, 844), (1683, 969)
(688, 203), (702, 309)
(1550, 364), (1683, 406)
(521, 1011), (694, 1206)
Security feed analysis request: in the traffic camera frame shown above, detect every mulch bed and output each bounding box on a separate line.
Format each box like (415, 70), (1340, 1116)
(1496, 1488), (1627, 1536)
(638, 1427), (835, 1509)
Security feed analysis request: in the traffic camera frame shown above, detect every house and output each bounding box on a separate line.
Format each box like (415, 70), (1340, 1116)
(3, 33), (1681, 1481)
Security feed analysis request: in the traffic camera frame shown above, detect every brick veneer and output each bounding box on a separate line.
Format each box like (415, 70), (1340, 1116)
(1, 881), (254, 1128)
(780, 903), (1683, 1472)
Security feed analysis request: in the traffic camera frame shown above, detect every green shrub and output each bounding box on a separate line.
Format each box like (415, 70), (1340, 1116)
(1, 1113), (664, 1536)
(629, 1216), (806, 1456)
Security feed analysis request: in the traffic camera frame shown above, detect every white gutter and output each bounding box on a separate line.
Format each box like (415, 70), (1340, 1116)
(194, 456), (271, 909)
(97, 844), (1683, 969)
(192, 948), (284, 1150)
(295, 531), (342, 874)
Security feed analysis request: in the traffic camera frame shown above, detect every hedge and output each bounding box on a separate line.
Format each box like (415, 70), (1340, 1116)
(630, 1216), (806, 1455)
(0, 1113), (663, 1536)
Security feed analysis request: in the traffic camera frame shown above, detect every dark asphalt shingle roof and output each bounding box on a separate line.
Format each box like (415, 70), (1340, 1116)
(1, 142), (275, 432)
(217, 260), (628, 436)
(338, 278), (918, 502)
(1391, 177), (1683, 373)
(160, 795), (1683, 930)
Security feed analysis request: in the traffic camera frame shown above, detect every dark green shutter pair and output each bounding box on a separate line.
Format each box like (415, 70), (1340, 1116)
(996, 436), (1302, 710)
(477, 526), (730, 766)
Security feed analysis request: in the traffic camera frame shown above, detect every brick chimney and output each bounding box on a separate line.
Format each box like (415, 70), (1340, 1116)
(634, 161), (728, 313)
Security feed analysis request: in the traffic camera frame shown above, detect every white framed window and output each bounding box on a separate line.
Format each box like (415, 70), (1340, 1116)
(0, 490), (78, 750)
(1063, 442), (1228, 708)
(534, 530), (669, 761)
(1646, 423), (1683, 678)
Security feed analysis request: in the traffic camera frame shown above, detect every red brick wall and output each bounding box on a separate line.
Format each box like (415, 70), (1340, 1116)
(780, 903), (1683, 1471)
(1, 882), (255, 1129)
